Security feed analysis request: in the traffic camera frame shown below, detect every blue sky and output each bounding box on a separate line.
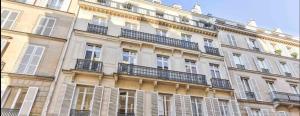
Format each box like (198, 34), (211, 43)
(163, 0), (299, 37)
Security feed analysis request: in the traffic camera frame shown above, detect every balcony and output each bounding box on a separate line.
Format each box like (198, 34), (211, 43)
(211, 78), (232, 89)
(118, 63), (207, 85)
(120, 28), (199, 51)
(118, 112), (135, 116)
(75, 59), (103, 73)
(285, 72), (292, 77)
(1, 108), (19, 116)
(271, 91), (300, 103)
(204, 46), (220, 56)
(236, 64), (245, 70)
(87, 23), (108, 35)
(245, 91), (256, 100)
(70, 109), (90, 116)
(261, 68), (270, 73)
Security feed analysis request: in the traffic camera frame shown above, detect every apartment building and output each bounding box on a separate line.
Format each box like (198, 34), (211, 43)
(1, 0), (77, 115)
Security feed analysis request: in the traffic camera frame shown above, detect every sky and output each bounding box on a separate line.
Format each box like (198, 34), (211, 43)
(162, 0), (300, 37)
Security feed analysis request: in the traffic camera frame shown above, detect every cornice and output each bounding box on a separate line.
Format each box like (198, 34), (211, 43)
(78, 1), (218, 38)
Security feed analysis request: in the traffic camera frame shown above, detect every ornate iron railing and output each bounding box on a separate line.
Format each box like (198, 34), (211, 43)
(245, 91), (256, 100)
(75, 59), (103, 73)
(1, 108), (19, 116)
(204, 46), (220, 56)
(211, 78), (231, 89)
(87, 23), (108, 35)
(270, 91), (300, 103)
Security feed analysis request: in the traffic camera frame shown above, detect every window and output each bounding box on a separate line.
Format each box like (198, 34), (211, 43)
(185, 60), (197, 74)
(204, 39), (213, 47)
(118, 90), (135, 115)
(156, 11), (164, 18)
(47, 0), (64, 9)
(233, 53), (243, 65)
(2, 87), (28, 109)
(157, 55), (168, 70)
(257, 58), (268, 69)
(252, 109), (262, 116)
(92, 15), (107, 26)
(158, 94), (172, 116)
(249, 39), (258, 48)
(290, 85), (299, 94)
(241, 77), (251, 92)
(210, 63), (221, 78)
(125, 22), (138, 30)
(84, 44), (101, 61)
(181, 33), (192, 42)
(122, 50), (137, 64)
(74, 86), (94, 111)
(156, 29), (167, 37)
(227, 34), (237, 46)
(266, 81), (276, 92)
(219, 100), (230, 116)
(191, 97), (203, 116)
(279, 62), (289, 73)
(34, 16), (56, 36)
(16, 45), (45, 75)
(1, 9), (19, 29)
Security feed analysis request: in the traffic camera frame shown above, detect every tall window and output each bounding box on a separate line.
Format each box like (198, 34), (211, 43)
(1, 9), (19, 29)
(84, 44), (101, 61)
(219, 100), (230, 116)
(241, 77), (251, 92)
(47, 0), (64, 9)
(233, 53), (243, 65)
(92, 15), (107, 26)
(181, 33), (192, 42)
(16, 45), (45, 75)
(2, 87), (28, 109)
(227, 34), (237, 46)
(158, 94), (172, 116)
(156, 29), (167, 37)
(185, 60), (197, 74)
(118, 90), (135, 115)
(125, 22), (138, 30)
(34, 16), (56, 36)
(257, 58), (268, 69)
(252, 109), (262, 116)
(266, 81), (276, 92)
(210, 63), (221, 78)
(204, 39), (213, 47)
(122, 50), (137, 64)
(290, 85), (299, 94)
(191, 97), (203, 116)
(157, 55), (169, 70)
(249, 39), (258, 49)
(279, 62), (289, 73)
(74, 86), (94, 111)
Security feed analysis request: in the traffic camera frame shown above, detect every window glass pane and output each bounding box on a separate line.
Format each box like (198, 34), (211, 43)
(14, 88), (28, 109)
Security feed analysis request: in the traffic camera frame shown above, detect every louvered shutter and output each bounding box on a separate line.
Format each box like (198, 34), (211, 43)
(229, 100), (241, 116)
(223, 51), (234, 67)
(235, 76), (246, 99)
(256, 40), (265, 52)
(212, 98), (221, 116)
(135, 90), (144, 116)
(108, 88), (119, 116)
(204, 97), (214, 116)
(246, 38), (253, 49)
(265, 59), (274, 73)
(229, 52), (237, 68)
(183, 96), (192, 116)
(245, 107), (252, 116)
(90, 86), (104, 116)
(287, 63), (296, 77)
(275, 61), (284, 75)
(174, 94), (183, 116)
(170, 96), (176, 116)
(151, 92), (158, 116)
(252, 57), (261, 71)
(59, 83), (76, 116)
(18, 87), (39, 116)
(249, 79), (262, 101)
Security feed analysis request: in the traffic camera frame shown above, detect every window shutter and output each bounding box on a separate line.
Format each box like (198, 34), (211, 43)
(287, 63), (296, 77)
(265, 59), (274, 73)
(108, 88), (119, 116)
(245, 107), (252, 116)
(183, 95), (192, 116)
(212, 98), (221, 116)
(246, 38), (253, 49)
(170, 96), (176, 116)
(90, 86), (104, 116)
(174, 94), (183, 116)
(261, 109), (270, 116)
(59, 83), (76, 116)
(223, 51), (234, 67)
(226, 34), (231, 45)
(18, 87), (39, 116)
(252, 57), (261, 71)
(229, 100), (241, 116)
(204, 97), (214, 116)
(151, 92), (158, 116)
(60, 0), (70, 11)
(275, 61), (284, 75)
(235, 76), (246, 99)
(135, 90), (144, 116)
(249, 78), (262, 101)
(256, 40), (265, 52)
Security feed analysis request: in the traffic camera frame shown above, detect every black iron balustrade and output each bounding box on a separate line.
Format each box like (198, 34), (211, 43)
(270, 91), (300, 103)
(261, 68), (270, 73)
(245, 91), (256, 100)
(236, 64), (245, 70)
(118, 63), (207, 85)
(118, 112), (135, 116)
(75, 59), (103, 73)
(204, 46), (220, 56)
(211, 78), (232, 89)
(87, 23), (108, 35)
(1, 108), (19, 116)
(120, 28), (199, 51)
(285, 72), (292, 77)
(70, 109), (90, 116)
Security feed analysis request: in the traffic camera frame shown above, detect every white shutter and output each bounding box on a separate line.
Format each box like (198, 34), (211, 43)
(265, 59), (274, 73)
(18, 87), (39, 116)
(235, 76), (246, 99)
(59, 83), (76, 116)
(252, 57), (261, 71)
(229, 100), (241, 116)
(135, 90), (144, 116)
(249, 78), (262, 101)
(1, 86), (9, 107)
(223, 51), (234, 67)
(108, 88), (119, 116)
(246, 38), (253, 49)
(212, 98), (221, 116)
(204, 97), (214, 116)
(287, 63), (296, 77)
(151, 92), (159, 116)
(60, 0), (70, 11)
(261, 109), (270, 116)
(183, 96), (192, 116)
(170, 96), (176, 116)
(90, 86), (104, 116)
(174, 94), (183, 116)
(245, 107), (252, 116)
(275, 61), (284, 75)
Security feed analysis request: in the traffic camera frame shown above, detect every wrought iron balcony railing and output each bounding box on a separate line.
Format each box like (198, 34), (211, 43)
(236, 64), (245, 70)
(285, 72), (292, 77)
(118, 112), (135, 116)
(204, 46), (220, 56)
(87, 23), (108, 35)
(75, 59), (103, 73)
(270, 91), (300, 103)
(70, 109), (90, 116)
(1, 108), (19, 116)
(245, 91), (256, 100)
(118, 63), (207, 85)
(261, 68), (270, 73)
(120, 29), (199, 51)
(211, 78), (232, 89)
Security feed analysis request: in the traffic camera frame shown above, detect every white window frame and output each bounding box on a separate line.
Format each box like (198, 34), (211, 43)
(191, 97), (203, 116)
(181, 33), (192, 42)
(34, 16), (56, 36)
(1, 9), (19, 29)
(204, 39), (213, 47)
(227, 34), (237, 46)
(156, 29), (167, 37)
(219, 100), (230, 116)
(118, 90), (135, 115)
(92, 15), (107, 26)
(210, 63), (221, 78)
(233, 53), (243, 65)
(73, 86), (94, 110)
(257, 58), (268, 69)
(185, 60), (197, 74)
(47, 0), (64, 9)
(122, 50), (137, 65)
(157, 55), (169, 70)
(125, 22), (138, 31)
(84, 44), (101, 61)
(241, 77), (251, 92)
(158, 94), (172, 116)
